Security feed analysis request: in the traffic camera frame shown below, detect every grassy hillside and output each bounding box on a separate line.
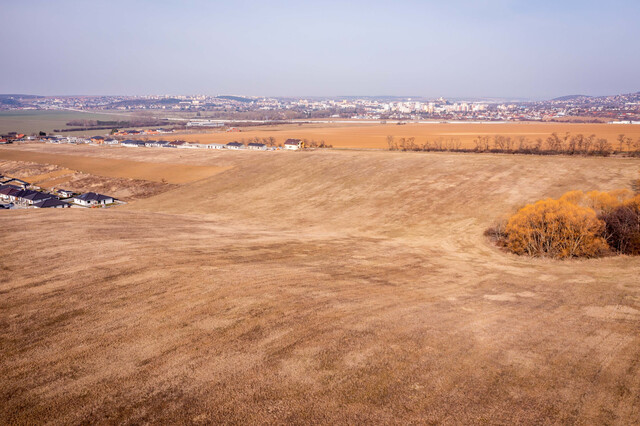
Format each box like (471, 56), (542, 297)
(1, 148), (639, 423)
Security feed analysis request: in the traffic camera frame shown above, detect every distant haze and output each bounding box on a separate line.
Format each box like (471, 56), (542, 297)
(1, 0), (639, 99)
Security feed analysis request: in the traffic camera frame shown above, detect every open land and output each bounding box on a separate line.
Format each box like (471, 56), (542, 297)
(1, 143), (640, 423)
(0, 110), (139, 135)
(169, 121), (640, 150)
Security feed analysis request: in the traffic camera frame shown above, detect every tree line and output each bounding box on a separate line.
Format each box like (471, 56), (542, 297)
(387, 133), (640, 157)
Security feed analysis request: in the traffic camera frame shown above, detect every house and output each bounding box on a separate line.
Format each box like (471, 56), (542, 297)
(205, 143), (225, 149)
(21, 191), (56, 205)
(121, 140), (144, 147)
(226, 141), (244, 150)
(73, 192), (115, 206)
(179, 143), (203, 149)
(33, 198), (70, 208)
(56, 189), (76, 198)
(247, 142), (267, 150)
(11, 188), (37, 204)
(0, 185), (21, 200)
(103, 139), (119, 145)
(168, 140), (186, 147)
(90, 136), (105, 144)
(284, 139), (303, 150)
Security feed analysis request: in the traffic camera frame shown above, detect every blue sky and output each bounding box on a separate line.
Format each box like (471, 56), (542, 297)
(1, 0), (638, 99)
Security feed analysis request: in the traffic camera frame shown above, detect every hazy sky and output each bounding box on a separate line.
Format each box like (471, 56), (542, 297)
(1, 0), (639, 99)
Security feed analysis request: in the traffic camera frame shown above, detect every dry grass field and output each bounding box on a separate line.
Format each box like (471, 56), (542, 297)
(0, 148), (230, 184)
(1, 144), (640, 423)
(170, 122), (640, 150)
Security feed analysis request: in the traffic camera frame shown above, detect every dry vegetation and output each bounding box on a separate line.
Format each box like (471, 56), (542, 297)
(493, 189), (640, 259)
(1, 144), (640, 423)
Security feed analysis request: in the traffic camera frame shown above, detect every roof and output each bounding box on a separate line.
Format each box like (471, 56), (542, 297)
(0, 187), (20, 196)
(284, 139), (302, 145)
(34, 198), (69, 208)
(0, 184), (21, 191)
(248, 142), (266, 147)
(14, 189), (38, 198)
(226, 141), (243, 147)
(22, 192), (55, 202)
(75, 192), (113, 202)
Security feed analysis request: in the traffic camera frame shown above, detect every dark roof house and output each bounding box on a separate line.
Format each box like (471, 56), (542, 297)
(34, 198), (70, 208)
(74, 192), (115, 206)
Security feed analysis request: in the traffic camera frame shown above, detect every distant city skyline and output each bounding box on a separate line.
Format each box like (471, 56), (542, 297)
(1, 0), (639, 99)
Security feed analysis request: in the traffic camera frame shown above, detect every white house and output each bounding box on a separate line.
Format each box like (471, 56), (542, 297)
(56, 189), (75, 198)
(247, 142), (267, 150)
(284, 139), (303, 150)
(205, 143), (225, 149)
(73, 192), (115, 206)
(226, 142), (244, 150)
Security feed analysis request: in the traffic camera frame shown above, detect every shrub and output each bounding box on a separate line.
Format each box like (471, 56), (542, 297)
(504, 199), (608, 259)
(600, 196), (640, 255)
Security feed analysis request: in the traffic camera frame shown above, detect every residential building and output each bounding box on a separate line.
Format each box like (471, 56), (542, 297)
(284, 139), (303, 150)
(73, 192), (115, 206)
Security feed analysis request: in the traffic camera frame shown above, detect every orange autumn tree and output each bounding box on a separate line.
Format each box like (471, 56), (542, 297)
(504, 198), (608, 259)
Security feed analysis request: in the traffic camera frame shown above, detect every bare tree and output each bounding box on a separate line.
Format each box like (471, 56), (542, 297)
(617, 134), (626, 153)
(386, 135), (397, 151)
(595, 138), (613, 156)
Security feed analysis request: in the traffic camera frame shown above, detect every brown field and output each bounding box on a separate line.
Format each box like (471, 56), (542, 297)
(170, 121), (640, 149)
(1, 143), (640, 423)
(0, 148), (230, 184)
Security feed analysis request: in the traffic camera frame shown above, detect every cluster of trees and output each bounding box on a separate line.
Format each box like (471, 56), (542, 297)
(488, 188), (640, 259)
(387, 133), (640, 157)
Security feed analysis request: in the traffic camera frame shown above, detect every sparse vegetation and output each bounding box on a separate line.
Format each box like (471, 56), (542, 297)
(388, 132), (640, 157)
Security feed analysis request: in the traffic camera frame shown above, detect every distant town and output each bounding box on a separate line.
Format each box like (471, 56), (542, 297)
(1, 92), (639, 124)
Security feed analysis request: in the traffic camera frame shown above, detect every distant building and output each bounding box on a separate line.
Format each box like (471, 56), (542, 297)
(33, 198), (70, 208)
(21, 191), (56, 205)
(178, 143), (203, 149)
(121, 140), (145, 147)
(73, 192), (115, 206)
(284, 139), (303, 150)
(247, 142), (267, 150)
(56, 189), (76, 198)
(226, 141), (244, 150)
(205, 143), (225, 149)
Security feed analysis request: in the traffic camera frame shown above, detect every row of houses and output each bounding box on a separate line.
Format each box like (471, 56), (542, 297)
(0, 175), (116, 209)
(119, 138), (304, 150)
(42, 134), (306, 151)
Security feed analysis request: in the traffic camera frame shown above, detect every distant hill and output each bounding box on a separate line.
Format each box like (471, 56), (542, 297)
(551, 95), (592, 101)
(216, 95), (253, 103)
(0, 94), (43, 99)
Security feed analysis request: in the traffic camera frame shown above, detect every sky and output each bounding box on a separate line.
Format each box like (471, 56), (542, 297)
(1, 0), (639, 99)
